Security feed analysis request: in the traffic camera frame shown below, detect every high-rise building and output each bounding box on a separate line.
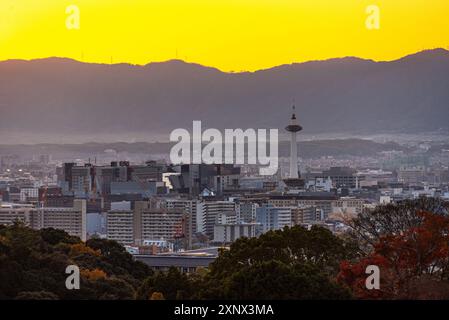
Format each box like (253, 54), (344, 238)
(38, 186), (75, 208)
(236, 201), (258, 223)
(160, 198), (200, 248)
(59, 161), (167, 196)
(168, 164), (240, 196)
(198, 200), (235, 239)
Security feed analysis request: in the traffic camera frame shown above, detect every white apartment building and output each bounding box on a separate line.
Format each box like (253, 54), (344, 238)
(213, 223), (257, 243)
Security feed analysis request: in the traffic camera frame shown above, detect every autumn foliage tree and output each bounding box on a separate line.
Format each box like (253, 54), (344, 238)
(81, 268), (108, 281)
(348, 197), (449, 252)
(339, 208), (449, 299)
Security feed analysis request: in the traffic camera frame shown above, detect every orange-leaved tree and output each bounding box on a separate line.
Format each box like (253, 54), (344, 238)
(338, 211), (449, 299)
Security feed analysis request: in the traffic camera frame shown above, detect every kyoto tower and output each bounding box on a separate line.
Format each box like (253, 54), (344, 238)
(285, 105), (302, 179)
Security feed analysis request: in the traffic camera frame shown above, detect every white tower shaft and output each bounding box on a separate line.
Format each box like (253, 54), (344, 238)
(289, 131), (298, 179)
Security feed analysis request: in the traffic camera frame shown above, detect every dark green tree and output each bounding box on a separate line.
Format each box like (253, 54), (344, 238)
(137, 267), (193, 300)
(199, 225), (355, 299)
(223, 260), (350, 300)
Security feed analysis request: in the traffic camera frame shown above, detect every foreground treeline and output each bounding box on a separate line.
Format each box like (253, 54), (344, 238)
(1, 198), (449, 300)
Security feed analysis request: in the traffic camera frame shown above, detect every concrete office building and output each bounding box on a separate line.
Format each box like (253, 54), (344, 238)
(316, 167), (360, 188)
(139, 206), (188, 245)
(32, 199), (87, 241)
(59, 161), (167, 196)
(38, 186), (75, 208)
(330, 197), (365, 216)
(216, 212), (237, 225)
(160, 198), (199, 234)
(198, 200), (236, 239)
(106, 201), (189, 247)
(268, 193), (337, 219)
(236, 201), (258, 223)
(0, 200), (87, 241)
(168, 164), (240, 196)
(107, 201), (134, 245)
(0, 202), (34, 225)
(291, 205), (323, 224)
(398, 166), (427, 185)
(70, 165), (93, 195)
(19, 187), (39, 203)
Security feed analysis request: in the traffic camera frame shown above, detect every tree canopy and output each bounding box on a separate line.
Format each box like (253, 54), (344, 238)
(2, 198), (449, 300)
(0, 222), (152, 299)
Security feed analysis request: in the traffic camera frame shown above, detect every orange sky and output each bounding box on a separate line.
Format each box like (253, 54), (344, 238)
(0, 0), (448, 71)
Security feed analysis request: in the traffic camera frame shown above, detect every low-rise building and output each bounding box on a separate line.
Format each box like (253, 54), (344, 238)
(213, 222), (258, 243)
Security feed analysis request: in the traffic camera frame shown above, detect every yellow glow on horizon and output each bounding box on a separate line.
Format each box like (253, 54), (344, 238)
(0, 0), (448, 71)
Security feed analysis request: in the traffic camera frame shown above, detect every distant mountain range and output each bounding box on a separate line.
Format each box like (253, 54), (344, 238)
(1, 49), (448, 143)
(0, 139), (410, 160)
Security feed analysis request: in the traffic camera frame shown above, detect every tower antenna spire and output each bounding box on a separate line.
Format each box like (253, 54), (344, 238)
(291, 99), (297, 120)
